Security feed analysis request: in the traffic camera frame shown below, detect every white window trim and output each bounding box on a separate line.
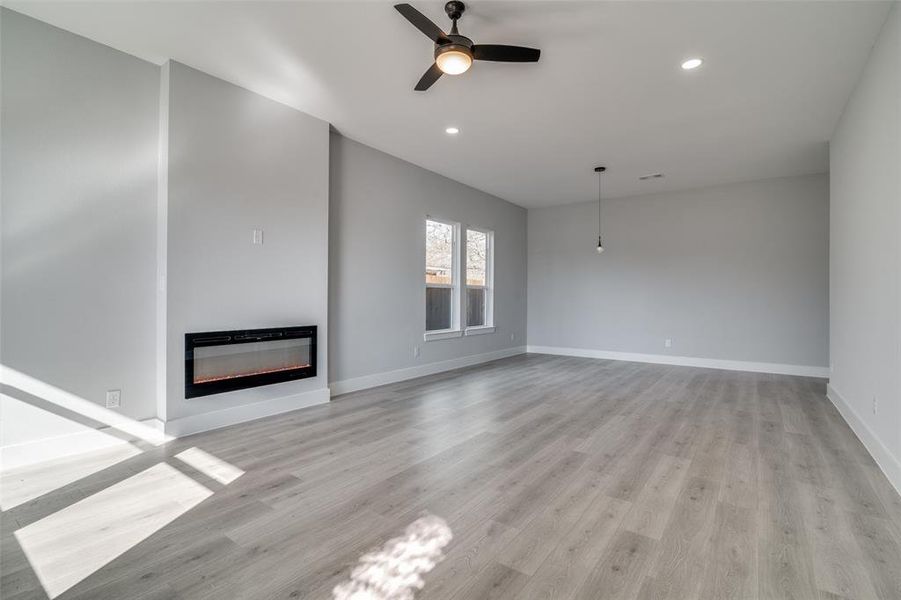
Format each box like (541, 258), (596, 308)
(464, 226), (495, 334)
(425, 217), (462, 339)
(424, 329), (463, 341)
(464, 326), (496, 336)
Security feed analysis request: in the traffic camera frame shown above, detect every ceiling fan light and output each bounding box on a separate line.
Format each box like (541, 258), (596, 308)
(436, 47), (473, 75)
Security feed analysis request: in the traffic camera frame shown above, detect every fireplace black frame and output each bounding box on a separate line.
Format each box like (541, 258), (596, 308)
(185, 326), (317, 399)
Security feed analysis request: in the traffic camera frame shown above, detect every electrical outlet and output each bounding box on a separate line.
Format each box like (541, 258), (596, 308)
(413, 345), (420, 359)
(873, 395), (878, 415)
(106, 389), (121, 409)
(510, 332), (516, 342)
(664, 338), (673, 348)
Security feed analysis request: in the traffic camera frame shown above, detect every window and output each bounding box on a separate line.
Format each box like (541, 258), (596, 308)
(425, 218), (495, 341)
(465, 228), (493, 331)
(425, 219), (459, 334)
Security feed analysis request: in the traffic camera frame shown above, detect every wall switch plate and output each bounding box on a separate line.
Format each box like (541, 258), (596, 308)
(873, 395), (878, 415)
(413, 345), (420, 359)
(664, 338), (673, 348)
(252, 229), (264, 245)
(106, 389), (121, 409)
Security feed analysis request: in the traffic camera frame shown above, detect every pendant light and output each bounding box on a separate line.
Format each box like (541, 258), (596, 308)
(594, 166), (606, 253)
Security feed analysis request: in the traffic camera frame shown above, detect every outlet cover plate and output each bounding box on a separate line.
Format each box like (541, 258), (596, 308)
(106, 389), (121, 409)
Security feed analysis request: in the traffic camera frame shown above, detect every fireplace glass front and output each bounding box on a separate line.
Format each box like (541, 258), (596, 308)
(185, 326), (316, 398)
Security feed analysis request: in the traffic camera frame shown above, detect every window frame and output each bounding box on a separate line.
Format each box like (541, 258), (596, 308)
(463, 225), (495, 335)
(424, 217), (462, 340)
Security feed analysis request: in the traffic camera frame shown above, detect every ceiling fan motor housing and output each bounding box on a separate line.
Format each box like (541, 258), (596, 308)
(435, 39), (473, 60)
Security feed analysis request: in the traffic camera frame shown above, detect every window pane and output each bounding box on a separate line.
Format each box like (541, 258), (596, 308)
(467, 288), (486, 328)
(466, 229), (487, 286)
(426, 287), (453, 331)
(426, 220), (454, 285)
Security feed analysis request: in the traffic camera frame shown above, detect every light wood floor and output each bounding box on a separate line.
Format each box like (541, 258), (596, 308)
(3, 354), (901, 599)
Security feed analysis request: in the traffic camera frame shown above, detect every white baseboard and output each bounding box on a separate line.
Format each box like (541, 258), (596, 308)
(1, 417), (166, 471)
(526, 345), (830, 378)
(163, 387), (331, 438)
(827, 383), (901, 495)
(330, 346), (527, 397)
(143, 418), (166, 432)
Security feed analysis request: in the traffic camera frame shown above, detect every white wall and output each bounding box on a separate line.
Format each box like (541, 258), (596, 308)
(1, 10), (160, 459)
(528, 174), (829, 372)
(828, 4), (901, 491)
(328, 134), (527, 391)
(163, 62), (330, 432)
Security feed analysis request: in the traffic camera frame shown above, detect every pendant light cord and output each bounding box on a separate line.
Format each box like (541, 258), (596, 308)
(593, 166), (606, 252)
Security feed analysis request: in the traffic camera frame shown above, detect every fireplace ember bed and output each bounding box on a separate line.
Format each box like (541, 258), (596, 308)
(185, 326), (316, 398)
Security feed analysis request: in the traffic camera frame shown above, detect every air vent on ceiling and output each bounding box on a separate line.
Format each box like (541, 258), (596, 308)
(639, 172), (664, 181)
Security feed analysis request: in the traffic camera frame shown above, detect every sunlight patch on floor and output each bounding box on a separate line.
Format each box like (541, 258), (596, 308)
(14, 463), (211, 598)
(333, 514), (453, 600)
(175, 446), (244, 485)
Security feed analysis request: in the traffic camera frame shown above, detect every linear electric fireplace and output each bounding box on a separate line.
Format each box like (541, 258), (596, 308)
(185, 326), (316, 398)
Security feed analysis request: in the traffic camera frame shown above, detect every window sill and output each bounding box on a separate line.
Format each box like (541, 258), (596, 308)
(464, 326), (496, 336)
(424, 329), (463, 342)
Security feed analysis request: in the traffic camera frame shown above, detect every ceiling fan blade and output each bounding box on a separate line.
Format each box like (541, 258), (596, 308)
(414, 63), (443, 91)
(394, 4), (449, 44)
(472, 45), (541, 62)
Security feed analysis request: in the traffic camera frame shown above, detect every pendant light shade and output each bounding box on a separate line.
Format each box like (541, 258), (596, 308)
(595, 166), (606, 254)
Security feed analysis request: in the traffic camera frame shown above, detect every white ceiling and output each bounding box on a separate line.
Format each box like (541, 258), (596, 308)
(10, 1), (892, 208)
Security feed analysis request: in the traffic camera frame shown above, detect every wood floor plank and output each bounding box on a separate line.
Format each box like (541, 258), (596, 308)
(799, 483), (880, 599)
(492, 449), (587, 529)
(642, 476), (720, 599)
(446, 561), (527, 600)
(719, 440), (757, 510)
(494, 465), (606, 576)
(847, 512), (901, 598)
(515, 493), (632, 600)
(757, 434), (819, 600)
(620, 453), (691, 540)
(575, 530), (656, 600)
(419, 519), (520, 600)
(698, 502), (757, 600)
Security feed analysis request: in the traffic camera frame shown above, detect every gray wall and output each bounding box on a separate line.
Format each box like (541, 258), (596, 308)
(165, 62), (330, 421)
(829, 5), (900, 477)
(528, 174), (829, 368)
(328, 134), (527, 385)
(1, 8), (160, 440)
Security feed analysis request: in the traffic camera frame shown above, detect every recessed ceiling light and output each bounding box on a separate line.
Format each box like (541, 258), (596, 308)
(445, 127), (460, 135)
(681, 58), (703, 70)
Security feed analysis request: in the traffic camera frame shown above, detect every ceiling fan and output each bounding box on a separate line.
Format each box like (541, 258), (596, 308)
(394, 1), (541, 91)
